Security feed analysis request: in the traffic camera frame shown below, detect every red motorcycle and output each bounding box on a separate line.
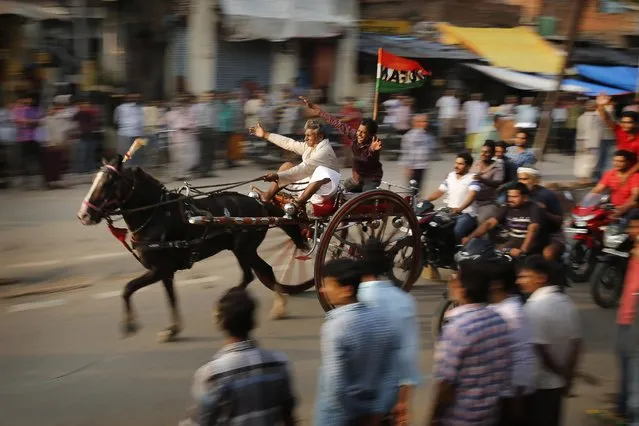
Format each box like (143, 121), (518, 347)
(564, 193), (615, 282)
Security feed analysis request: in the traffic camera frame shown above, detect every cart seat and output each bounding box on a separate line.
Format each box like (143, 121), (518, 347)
(310, 197), (339, 217)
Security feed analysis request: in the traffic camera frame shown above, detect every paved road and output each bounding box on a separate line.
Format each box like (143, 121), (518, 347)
(0, 154), (617, 425)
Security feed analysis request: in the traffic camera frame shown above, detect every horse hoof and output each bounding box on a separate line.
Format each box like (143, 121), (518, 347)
(268, 307), (287, 321)
(121, 321), (140, 337)
(157, 325), (182, 342)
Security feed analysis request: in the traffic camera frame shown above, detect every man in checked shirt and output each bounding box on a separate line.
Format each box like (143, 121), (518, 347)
(427, 259), (512, 426)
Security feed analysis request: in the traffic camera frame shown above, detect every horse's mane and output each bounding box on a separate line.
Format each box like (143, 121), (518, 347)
(127, 166), (165, 190)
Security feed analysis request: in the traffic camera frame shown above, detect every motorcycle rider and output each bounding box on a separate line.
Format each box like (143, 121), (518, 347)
(425, 152), (480, 241)
(463, 182), (545, 258)
(518, 167), (565, 261)
(588, 149), (639, 219)
(472, 141), (505, 223)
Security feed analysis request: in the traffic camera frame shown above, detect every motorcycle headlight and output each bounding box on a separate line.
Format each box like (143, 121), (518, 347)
(572, 213), (596, 222)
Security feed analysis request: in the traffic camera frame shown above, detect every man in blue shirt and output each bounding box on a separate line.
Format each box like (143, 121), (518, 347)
(316, 259), (399, 426)
(356, 238), (421, 425)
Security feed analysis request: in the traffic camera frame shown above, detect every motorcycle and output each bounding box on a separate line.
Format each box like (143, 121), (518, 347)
(414, 201), (461, 271)
(590, 223), (633, 309)
(564, 193), (615, 282)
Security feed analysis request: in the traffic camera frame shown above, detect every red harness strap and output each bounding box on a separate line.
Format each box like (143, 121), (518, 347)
(107, 223), (142, 263)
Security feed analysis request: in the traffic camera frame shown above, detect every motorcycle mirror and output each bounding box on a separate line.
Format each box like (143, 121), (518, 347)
(601, 194), (611, 204)
(563, 191), (574, 202)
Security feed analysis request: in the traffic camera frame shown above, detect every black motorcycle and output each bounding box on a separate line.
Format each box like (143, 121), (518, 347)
(590, 223), (633, 309)
(415, 201), (461, 271)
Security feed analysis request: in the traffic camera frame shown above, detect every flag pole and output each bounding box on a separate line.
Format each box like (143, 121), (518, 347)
(373, 48), (382, 121)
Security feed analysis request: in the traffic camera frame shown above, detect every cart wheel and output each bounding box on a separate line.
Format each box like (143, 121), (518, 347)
(314, 190), (422, 311)
(256, 227), (316, 295)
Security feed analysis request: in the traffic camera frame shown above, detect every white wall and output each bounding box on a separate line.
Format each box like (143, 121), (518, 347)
(187, 0), (215, 94)
(270, 41), (300, 90)
(331, 0), (358, 103)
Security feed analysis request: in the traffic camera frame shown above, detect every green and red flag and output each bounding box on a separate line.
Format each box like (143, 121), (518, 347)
(376, 48), (430, 94)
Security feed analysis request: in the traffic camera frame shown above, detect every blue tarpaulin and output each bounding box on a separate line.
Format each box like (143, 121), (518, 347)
(575, 64), (637, 92)
(562, 78), (631, 96)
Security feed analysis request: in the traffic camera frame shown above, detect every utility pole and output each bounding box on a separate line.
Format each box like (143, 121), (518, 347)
(533, 0), (590, 160)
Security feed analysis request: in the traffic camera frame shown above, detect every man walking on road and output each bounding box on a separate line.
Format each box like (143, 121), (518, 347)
(316, 259), (399, 426)
(183, 287), (297, 426)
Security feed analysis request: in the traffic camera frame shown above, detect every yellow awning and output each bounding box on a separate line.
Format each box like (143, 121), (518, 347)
(437, 23), (564, 74)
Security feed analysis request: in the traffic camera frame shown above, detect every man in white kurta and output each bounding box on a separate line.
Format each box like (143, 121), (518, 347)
(166, 98), (198, 180)
(249, 120), (341, 207)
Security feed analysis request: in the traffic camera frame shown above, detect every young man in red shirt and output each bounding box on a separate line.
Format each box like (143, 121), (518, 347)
(597, 94), (639, 173)
(589, 150), (639, 217)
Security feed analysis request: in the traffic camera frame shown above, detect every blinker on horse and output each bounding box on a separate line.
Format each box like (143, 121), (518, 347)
(77, 154), (296, 342)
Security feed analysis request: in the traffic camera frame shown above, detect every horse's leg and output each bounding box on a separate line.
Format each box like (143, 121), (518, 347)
(158, 272), (183, 342)
(250, 251), (288, 321)
(121, 268), (163, 337)
(232, 239), (256, 288)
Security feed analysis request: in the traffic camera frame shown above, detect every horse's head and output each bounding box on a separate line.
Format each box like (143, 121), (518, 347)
(77, 155), (130, 225)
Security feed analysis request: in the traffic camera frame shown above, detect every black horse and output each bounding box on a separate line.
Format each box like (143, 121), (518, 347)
(77, 155), (305, 341)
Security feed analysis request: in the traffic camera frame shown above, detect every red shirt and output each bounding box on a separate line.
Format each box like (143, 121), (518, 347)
(615, 124), (639, 154)
(599, 170), (639, 207)
(618, 253), (639, 325)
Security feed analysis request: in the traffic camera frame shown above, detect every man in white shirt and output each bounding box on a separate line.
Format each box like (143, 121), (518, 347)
(114, 93), (144, 166)
(517, 255), (582, 426)
(436, 89), (459, 148)
(425, 152), (480, 240)
(463, 93), (487, 152)
(488, 260), (536, 425)
(574, 100), (603, 181)
(516, 97), (539, 127)
(249, 120), (341, 212)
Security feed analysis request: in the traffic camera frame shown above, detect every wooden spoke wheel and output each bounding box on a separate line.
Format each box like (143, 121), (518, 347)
(256, 227), (317, 295)
(314, 190), (422, 311)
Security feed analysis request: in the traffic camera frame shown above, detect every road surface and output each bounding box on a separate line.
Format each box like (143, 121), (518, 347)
(0, 155), (617, 425)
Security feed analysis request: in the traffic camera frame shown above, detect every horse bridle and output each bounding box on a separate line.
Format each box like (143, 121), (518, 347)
(82, 164), (137, 219)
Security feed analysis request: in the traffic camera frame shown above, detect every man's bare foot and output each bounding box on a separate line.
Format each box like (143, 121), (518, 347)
(251, 186), (270, 203)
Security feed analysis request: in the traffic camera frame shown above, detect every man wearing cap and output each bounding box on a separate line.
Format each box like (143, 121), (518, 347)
(518, 167), (565, 261)
(249, 120), (341, 212)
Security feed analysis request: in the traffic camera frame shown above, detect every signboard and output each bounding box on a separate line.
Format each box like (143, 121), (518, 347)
(359, 20), (412, 35)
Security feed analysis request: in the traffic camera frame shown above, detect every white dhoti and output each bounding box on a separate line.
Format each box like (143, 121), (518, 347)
(285, 166), (341, 204)
(169, 131), (198, 178)
(574, 148), (598, 179)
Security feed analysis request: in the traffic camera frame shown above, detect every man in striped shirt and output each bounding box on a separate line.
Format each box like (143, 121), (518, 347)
(183, 287), (296, 426)
(428, 260), (512, 426)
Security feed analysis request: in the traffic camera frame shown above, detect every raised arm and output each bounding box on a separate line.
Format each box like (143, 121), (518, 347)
(250, 122), (306, 156)
(596, 94), (617, 132)
(300, 96), (357, 141)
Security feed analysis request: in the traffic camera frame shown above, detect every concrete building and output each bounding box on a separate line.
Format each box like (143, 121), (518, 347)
(181, 0), (358, 101)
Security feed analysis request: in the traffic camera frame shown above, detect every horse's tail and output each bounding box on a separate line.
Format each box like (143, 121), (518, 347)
(262, 203), (307, 249)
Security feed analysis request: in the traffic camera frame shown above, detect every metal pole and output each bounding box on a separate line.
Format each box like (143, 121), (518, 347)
(532, 0), (590, 160)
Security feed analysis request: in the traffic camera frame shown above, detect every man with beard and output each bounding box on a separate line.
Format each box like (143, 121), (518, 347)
(425, 152), (480, 241)
(463, 182), (545, 258)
